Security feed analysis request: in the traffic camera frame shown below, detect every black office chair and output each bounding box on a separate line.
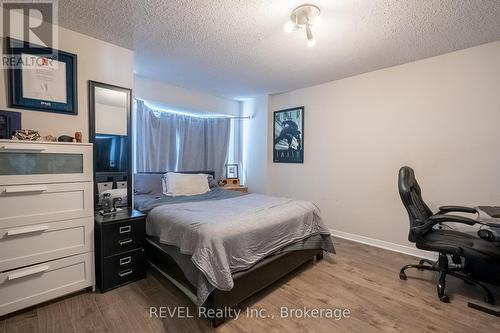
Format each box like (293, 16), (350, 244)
(398, 166), (500, 304)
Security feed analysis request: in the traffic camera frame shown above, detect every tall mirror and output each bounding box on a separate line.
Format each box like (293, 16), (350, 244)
(89, 81), (132, 211)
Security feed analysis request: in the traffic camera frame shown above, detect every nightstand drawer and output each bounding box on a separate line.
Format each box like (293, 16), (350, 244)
(101, 248), (146, 291)
(101, 218), (145, 257)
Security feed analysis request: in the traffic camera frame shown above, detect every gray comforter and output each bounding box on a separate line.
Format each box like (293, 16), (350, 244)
(146, 193), (334, 291)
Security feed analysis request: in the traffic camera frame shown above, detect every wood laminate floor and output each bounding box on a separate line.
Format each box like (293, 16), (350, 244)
(2, 238), (500, 333)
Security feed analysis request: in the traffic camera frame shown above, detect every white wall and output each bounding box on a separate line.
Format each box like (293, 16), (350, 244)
(0, 27), (134, 142)
(268, 41), (500, 247)
(134, 75), (240, 116)
(242, 95), (269, 193)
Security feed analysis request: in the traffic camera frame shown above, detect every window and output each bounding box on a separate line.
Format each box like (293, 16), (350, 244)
(134, 100), (234, 180)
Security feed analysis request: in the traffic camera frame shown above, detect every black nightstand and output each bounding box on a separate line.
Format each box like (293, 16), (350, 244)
(94, 208), (147, 292)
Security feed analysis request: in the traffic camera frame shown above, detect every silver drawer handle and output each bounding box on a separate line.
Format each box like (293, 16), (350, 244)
(4, 185), (49, 194)
(119, 256), (132, 266)
(7, 225), (49, 236)
(118, 238), (133, 246)
(118, 269), (133, 278)
(8, 264), (50, 281)
(0, 144), (47, 152)
(119, 225), (131, 234)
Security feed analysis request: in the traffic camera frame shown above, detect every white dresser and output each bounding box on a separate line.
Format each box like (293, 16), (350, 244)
(0, 140), (94, 316)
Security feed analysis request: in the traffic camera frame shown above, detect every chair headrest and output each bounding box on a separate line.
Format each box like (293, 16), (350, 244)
(399, 166), (418, 195)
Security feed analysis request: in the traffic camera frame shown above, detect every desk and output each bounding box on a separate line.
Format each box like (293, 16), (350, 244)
(469, 206), (500, 317)
(477, 206), (500, 228)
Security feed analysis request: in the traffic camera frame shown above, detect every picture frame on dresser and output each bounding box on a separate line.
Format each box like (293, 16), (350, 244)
(6, 38), (78, 115)
(0, 110), (21, 139)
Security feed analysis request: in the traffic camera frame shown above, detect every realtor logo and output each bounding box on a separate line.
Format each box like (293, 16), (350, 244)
(1, 0), (58, 51)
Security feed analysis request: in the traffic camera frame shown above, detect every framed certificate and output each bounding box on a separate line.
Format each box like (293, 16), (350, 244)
(7, 38), (77, 115)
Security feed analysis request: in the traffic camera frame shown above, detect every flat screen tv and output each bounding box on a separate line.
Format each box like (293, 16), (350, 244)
(95, 134), (128, 173)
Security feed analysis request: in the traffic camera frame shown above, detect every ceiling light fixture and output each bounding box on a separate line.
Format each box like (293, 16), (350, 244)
(283, 4), (321, 47)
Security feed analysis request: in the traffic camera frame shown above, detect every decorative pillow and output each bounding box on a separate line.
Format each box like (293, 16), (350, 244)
(208, 174), (218, 188)
(165, 172), (210, 196)
(134, 173), (163, 195)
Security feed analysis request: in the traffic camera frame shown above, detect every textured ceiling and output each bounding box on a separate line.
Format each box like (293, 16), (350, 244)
(58, 0), (500, 98)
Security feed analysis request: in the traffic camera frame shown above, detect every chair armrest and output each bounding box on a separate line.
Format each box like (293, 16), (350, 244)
(438, 205), (477, 215)
(438, 206), (477, 214)
(428, 214), (478, 225)
(413, 214), (480, 236)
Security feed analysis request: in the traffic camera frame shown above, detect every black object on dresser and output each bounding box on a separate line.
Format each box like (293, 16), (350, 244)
(95, 208), (147, 292)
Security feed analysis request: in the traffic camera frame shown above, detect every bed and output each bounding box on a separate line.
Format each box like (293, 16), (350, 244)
(134, 171), (335, 326)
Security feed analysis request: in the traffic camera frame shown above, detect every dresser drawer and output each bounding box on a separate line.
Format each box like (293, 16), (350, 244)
(100, 248), (146, 291)
(0, 141), (92, 185)
(101, 218), (145, 257)
(0, 182), (93, 229)
(0, 217), (93, 272)
(0, 252), (94, 316)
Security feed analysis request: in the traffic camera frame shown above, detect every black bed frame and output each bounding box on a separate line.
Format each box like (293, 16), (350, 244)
(136, 171), (324, 326)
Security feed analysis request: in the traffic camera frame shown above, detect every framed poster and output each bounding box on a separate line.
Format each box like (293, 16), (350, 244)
(273, 106), (304, 163)
(7, 38), (78, 115)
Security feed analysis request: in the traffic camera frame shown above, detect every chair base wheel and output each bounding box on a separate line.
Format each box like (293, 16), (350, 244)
(401, 255), (497, 306)
(440, 295), (450, 303)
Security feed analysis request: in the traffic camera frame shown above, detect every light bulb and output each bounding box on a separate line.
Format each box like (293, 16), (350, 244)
(312, 16), (322, 27)
(283, 21), (294, 33)
(306, 24), (315, 47)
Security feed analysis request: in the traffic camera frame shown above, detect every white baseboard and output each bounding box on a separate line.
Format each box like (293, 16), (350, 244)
(331, 229), (437, 260)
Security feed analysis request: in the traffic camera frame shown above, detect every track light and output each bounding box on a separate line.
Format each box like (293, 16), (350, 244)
(306, 24), (315, 47)
(284, 4), (321, 47)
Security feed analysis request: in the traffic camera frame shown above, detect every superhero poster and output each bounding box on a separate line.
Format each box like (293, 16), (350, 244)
(273, 107), (304, 163)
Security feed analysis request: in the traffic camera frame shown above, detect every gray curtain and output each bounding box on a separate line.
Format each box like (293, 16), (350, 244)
(135, 100), (231, 179)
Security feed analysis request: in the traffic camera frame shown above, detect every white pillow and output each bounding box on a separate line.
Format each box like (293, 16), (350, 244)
(165, 172), (210, 196)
